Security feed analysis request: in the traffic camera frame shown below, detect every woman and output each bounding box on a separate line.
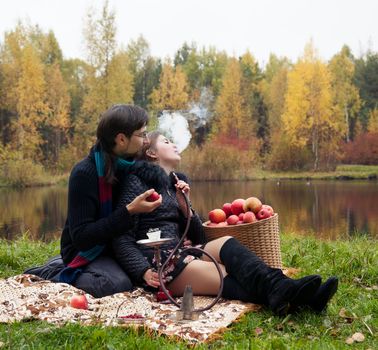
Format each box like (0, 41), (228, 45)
(26, 105), (162, 298)
(113, 131), (338, 315)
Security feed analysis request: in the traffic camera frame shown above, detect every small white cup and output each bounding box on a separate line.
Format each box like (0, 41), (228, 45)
(147, 230), (161, 241)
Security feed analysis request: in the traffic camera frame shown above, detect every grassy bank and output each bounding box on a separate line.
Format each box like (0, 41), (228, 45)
(0, 234), (377, 349)
(2, 164), (378, 188)
(183, 164), (378, 182)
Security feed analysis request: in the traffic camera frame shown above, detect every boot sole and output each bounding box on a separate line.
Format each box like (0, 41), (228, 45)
(275, 276), (321, 316)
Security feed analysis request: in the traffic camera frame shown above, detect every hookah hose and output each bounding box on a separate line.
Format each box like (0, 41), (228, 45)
(158, 174), (224, 312)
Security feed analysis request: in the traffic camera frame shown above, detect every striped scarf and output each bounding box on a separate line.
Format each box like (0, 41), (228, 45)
(59, 146), (135, 284)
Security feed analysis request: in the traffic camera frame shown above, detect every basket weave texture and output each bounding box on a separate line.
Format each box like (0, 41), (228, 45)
(203, 213), (282, 269)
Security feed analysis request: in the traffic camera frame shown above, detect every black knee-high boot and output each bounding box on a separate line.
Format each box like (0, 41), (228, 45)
(222, 275), (251, 302)
(219, 238), (321, 315)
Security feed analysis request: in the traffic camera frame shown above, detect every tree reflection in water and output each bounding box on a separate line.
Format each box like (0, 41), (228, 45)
(1, 180), (377, 241)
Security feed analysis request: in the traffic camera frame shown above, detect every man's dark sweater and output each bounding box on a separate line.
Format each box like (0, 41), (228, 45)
(60, 149), (135, 265)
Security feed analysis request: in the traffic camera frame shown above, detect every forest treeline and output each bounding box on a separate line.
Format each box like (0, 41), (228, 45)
(0, 2), (377, 185)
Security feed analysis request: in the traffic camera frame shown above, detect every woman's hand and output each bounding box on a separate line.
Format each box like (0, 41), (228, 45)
(143, 268), (160, 288)
(173, 175), (192, 218)
(126, 189), (162, 215)
(175, 179), (190, 196)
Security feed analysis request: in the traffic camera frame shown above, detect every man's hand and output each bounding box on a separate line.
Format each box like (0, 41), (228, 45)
(126, 189), (162, 214)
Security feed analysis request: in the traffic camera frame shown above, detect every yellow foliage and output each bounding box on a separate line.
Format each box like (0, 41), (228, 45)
(282, 42), (342, 169)
(368, 109), (378, 133)
(329, 46), (361, 141)
(149, 62), (189, 111)
(15, 44), (49, 161)
(214, 58), (251, 139)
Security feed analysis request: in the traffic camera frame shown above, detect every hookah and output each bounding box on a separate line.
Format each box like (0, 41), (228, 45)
(138, 173), (224, 320)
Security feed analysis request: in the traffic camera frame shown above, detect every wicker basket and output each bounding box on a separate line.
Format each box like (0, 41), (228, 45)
(203, 213), (282, 269)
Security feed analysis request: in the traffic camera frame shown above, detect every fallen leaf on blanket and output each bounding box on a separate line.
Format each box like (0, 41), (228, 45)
(352, 332), (365, 342)
(254, 327), (263, 336)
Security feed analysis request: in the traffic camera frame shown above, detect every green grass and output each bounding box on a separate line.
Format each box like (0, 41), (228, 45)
(255, 164), (378, 181)
(0, 234), (377, 349)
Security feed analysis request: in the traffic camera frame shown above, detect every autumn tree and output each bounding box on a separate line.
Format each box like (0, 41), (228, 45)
(354, 52), (378, 130)
(262, 54), (291, 131)
(79, 1), (134, 152)
(282, 42), (341, 170)
(329, 45), (361, 142)
(44, 62), (70, 164)
(214, 58), (251, 140)
(127, 35), (161, 108)
(0, 24), (27, 145)
(15, 44), (49, 160)
(149, 61), (189, 111)
(239, 51), (269, 153)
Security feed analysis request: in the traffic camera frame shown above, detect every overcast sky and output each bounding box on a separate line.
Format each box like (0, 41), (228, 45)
(0, 0), (377, 65)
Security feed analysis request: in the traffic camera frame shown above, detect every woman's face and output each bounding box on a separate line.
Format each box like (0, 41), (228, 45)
(114, 125), (148, 158)
(152, 135), (181, 168)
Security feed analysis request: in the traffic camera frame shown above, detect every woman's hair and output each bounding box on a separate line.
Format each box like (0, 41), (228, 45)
(96, 104), (149, 184)
(137, 130), (163, 162)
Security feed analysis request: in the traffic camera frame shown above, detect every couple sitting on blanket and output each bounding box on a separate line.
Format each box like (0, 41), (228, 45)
(26, 104), (338, 316)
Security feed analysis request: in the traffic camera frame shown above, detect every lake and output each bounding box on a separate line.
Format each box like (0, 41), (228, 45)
(1, 180), (377, 241)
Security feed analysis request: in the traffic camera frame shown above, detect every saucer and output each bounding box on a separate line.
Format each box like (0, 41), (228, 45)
(136, 237), (174, 247)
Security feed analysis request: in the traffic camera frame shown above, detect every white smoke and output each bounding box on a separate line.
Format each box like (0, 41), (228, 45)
(157, 88), (214, 152)
(158, 111), (192, 153)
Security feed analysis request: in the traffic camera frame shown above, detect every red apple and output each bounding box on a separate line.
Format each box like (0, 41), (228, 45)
(231, 199), (245, 216)
(243, 211), (257, 223)
(209, 209), (227, 223)
(236, 220), (244, 225)
(70, 294), (88, 310)
(243, 197), (262, 214)
(206, 222), (218, 227)
(146, 191), (160, 202)
(238, 213), (245, 221)
(256, 208), (272, 220)
(217, 221), (228, 227)
(222, 203), (233, 217)
(262, 204), (274, 215)
(227, 215), (239, 225)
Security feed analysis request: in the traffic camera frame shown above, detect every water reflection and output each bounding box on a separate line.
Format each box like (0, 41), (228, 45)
(190, 180), (378, 240)
(0, 186), (67, 241)
(0, 180), (377, 241)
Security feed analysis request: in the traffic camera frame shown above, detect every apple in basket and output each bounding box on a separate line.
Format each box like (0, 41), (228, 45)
(256, 207), (272, 220)
(70, 294), (88, 310)
(243, 211), (257, 223)
(262, 204), (274, 216)
(222, 203), (233, 217)
(208, 209), (227, 223)
(231, 199), (245, 216)
(243, 197), (262, 214)
(227, 215), (239, 225)
(146, 191), (160, 202)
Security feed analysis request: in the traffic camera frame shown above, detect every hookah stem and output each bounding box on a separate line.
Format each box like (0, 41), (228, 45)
(158, 173), (224, 312)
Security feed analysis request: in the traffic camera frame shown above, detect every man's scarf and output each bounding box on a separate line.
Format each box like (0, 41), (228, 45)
(59, 147), (134, 284)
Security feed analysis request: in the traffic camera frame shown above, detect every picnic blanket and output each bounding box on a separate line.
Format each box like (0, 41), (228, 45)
(0, 274), (258, 343)
(0, 269), (298, 343)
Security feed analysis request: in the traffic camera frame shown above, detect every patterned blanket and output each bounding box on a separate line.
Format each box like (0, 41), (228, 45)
(0, 274), (259, 343)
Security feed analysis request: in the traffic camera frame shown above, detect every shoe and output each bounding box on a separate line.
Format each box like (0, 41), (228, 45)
(269, 275), (322, 315)
(308, 276), (338, 313)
